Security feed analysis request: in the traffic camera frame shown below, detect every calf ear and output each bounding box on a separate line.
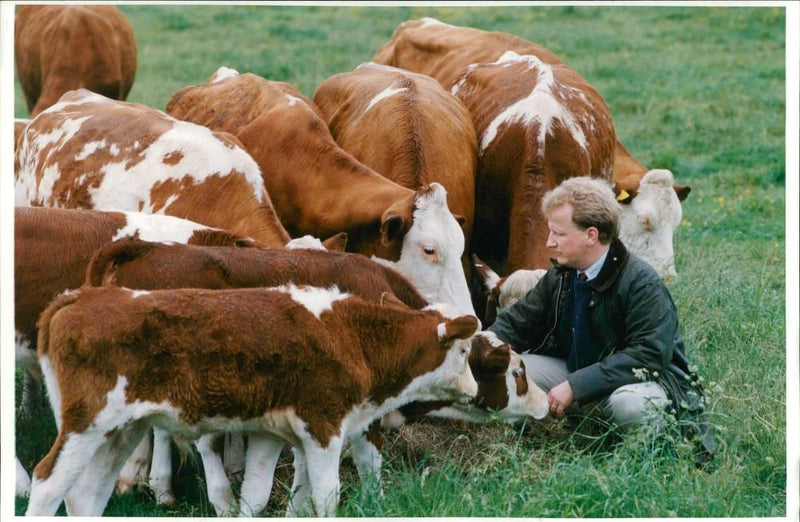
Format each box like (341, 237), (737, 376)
(469, 336), (510, 374)
(380, 291), (410, 311)
(437, 315), (479, 343)
(322, 232), (348, 252)
(673, 184), (691, 202)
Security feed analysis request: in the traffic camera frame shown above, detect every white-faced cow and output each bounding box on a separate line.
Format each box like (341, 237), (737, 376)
(84, 239), (549, 515)
(15, 89), (291, 248)
(12, 206), (254, 498)
(312, 62), (477, 273)
(26, 285), (479, 516)
(165, 69), (476, 318)
(373, 17), (690, 281)
(15, 5), (137, 117)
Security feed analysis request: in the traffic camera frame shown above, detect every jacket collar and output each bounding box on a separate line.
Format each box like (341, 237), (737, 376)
(550, 238), (629, 292)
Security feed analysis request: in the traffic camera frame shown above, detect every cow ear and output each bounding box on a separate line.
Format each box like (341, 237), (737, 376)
(469, 335), (509, 374)
(673, 184), (691, 202)
(453, 213), (466, 228)
(380, 213), (405, 246)
(380, 291), (410, 311)
(437, 315), (479, 344)
(322, 232), (348, 252)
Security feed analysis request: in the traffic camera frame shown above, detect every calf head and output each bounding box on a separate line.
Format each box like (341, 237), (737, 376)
(618, 169), (682, 281)
(377, 182), (477, 319)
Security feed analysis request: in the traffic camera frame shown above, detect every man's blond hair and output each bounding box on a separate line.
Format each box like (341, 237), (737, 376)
(542, 177), (621, 244)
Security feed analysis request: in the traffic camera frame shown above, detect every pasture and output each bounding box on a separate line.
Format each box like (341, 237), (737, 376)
(11, 4), (789, 517)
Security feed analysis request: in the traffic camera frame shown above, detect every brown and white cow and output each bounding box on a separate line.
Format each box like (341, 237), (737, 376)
(15, 5), (137, 117)
(13, 206), (254, 498)
(312, 62), (477, 273)
(373, 17), (690, 281)
(15, 89), (291, 248)
(165, 68), (476, 318)
(27, 285), (479, 516)
(85, 239), (549, 515)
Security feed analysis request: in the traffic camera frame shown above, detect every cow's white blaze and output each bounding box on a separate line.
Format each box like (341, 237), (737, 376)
(210, 66), (240, 83)
(276, 284), (350, 319)
(471, 52), (590, 154)
(113, 212), (219, 243)
(419, 16), (451, 28)
(364, 83), (408, 113)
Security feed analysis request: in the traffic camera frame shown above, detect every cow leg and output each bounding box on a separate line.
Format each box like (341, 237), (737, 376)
(349, 432), (384, 496)
(224, 433), (246, 481)
(16, 457), (31, 497)
(116, 428), (152, 494)
(149, 427), (176, 505)
(238, 434), (284, 517)
(195, 434), (237, 516)
(65, 419), (150, 515)
(304, 437), (344, 517)
(285, 447), (311, 517)
(26, 427), (110, 515)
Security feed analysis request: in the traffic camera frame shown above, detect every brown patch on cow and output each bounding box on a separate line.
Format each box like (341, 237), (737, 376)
(162, 150), (183, 165)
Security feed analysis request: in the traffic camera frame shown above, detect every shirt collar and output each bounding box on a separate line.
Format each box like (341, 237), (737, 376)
(579, 246), (610, 281)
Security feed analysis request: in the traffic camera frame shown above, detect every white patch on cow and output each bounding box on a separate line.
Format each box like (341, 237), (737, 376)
(112, 212), (221, 244)
(87, 120), (264, 211)
(126, 289), (151, 299)
(419, 16), (450, 28)
(473, 52), (590, 155)
(275, 284), (350, 319)
(385, 183), (477, 319)
(364, 84), (408, 113)
(16, 458), (31, 497)
(109, 143), (120, 156)
(285, 95), (301, 107)
(39, 356), (61, 429)
(619, 169), (681, 281)
(75, 140), (108, 161)
(286, 235), (326, 250)
(497, 269), (547, 311)
(210, 66), (240, 83)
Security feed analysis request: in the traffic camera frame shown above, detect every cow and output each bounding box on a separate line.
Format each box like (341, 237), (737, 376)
(26, 284), (480, 516)
(15, 88), (291, 248)
(15, 5), (137, 117)
(84, 238), (548, 514)
(165, 68), (476, 318)
(312, 62), (477, 274)
(471, 254), (547, 326)
(373, 17), (690, 280)
(12, 206), (254, 498)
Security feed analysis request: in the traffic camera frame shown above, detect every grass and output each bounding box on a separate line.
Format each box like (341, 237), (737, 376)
(12, 3), (787, 518)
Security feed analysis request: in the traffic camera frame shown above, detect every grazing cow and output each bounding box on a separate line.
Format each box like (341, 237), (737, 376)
(165, 69), (476, 318)
(312, 62), (477, 272)
(15, 5), (137, 117)
(85, 239), (548, 514)
(26, 285), (479, 516)
(12, 206), (253, 498)
(373, 17), (690, 280)
(15, 88), (291, 248)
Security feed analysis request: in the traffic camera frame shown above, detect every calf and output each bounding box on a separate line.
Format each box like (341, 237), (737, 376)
(312, 62), (477, 274)
(15, 88), (291, 248)
(27, 285), (479, 516)
(15, 5), (137, 116)
(13, 206), (253, 498)
(165, 68), (476, 318)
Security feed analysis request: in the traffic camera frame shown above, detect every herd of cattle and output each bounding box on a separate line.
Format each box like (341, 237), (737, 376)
(12, 5), (691, 516)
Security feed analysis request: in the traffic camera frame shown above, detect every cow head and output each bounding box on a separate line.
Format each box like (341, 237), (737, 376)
(376, 182), (477, 320)
(618, 169), (682, 281)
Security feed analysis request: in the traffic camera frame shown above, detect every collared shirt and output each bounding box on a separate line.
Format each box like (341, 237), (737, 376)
(578, 246), (610, 282)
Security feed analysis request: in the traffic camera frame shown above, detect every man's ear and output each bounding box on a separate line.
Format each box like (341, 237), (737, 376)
(585, 226), (600, 245)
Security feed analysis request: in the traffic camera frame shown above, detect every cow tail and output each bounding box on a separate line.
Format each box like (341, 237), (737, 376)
(85, 238), (155, 286)
(36, 290), (80, 360)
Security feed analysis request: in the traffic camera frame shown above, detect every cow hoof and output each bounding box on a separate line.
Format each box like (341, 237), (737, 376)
(154, 491), (176, 506)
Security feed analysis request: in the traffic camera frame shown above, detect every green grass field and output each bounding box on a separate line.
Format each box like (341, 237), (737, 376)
(13, 4), (788, 517)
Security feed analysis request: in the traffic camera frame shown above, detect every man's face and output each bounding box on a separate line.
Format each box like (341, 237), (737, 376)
(545, 203), (591, 270)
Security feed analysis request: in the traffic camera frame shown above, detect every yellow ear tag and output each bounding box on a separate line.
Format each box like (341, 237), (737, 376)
(616, 189), (630, 202)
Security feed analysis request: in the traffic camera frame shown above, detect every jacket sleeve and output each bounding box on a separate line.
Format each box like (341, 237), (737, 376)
(488, 270), (555, 353)
(568, 277), (677, 404)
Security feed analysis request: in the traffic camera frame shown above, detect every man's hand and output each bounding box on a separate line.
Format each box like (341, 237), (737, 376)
(548, 380), (574, 418)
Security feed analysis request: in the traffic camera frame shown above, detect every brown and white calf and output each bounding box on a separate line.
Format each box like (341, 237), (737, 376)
(14, 5), (137, 117)
(27, 285), (479, 516)
(373, 17), (691, 281)
(15, 88), (291, 248)
(85, 239), (548, 514)
(166, 68), (476, 318)
(312, 62), (477, 274)
(13, 207), (252, 497)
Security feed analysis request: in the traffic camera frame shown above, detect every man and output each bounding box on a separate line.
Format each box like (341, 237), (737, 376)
(489, 177), (714, 463)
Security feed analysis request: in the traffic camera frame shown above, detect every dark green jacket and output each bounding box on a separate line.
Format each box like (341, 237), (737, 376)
(489, 239), (700, 409)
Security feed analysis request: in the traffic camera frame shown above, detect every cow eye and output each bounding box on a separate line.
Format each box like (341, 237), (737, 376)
(512, 367), (524, 378)
(423, 246), (435, 255)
